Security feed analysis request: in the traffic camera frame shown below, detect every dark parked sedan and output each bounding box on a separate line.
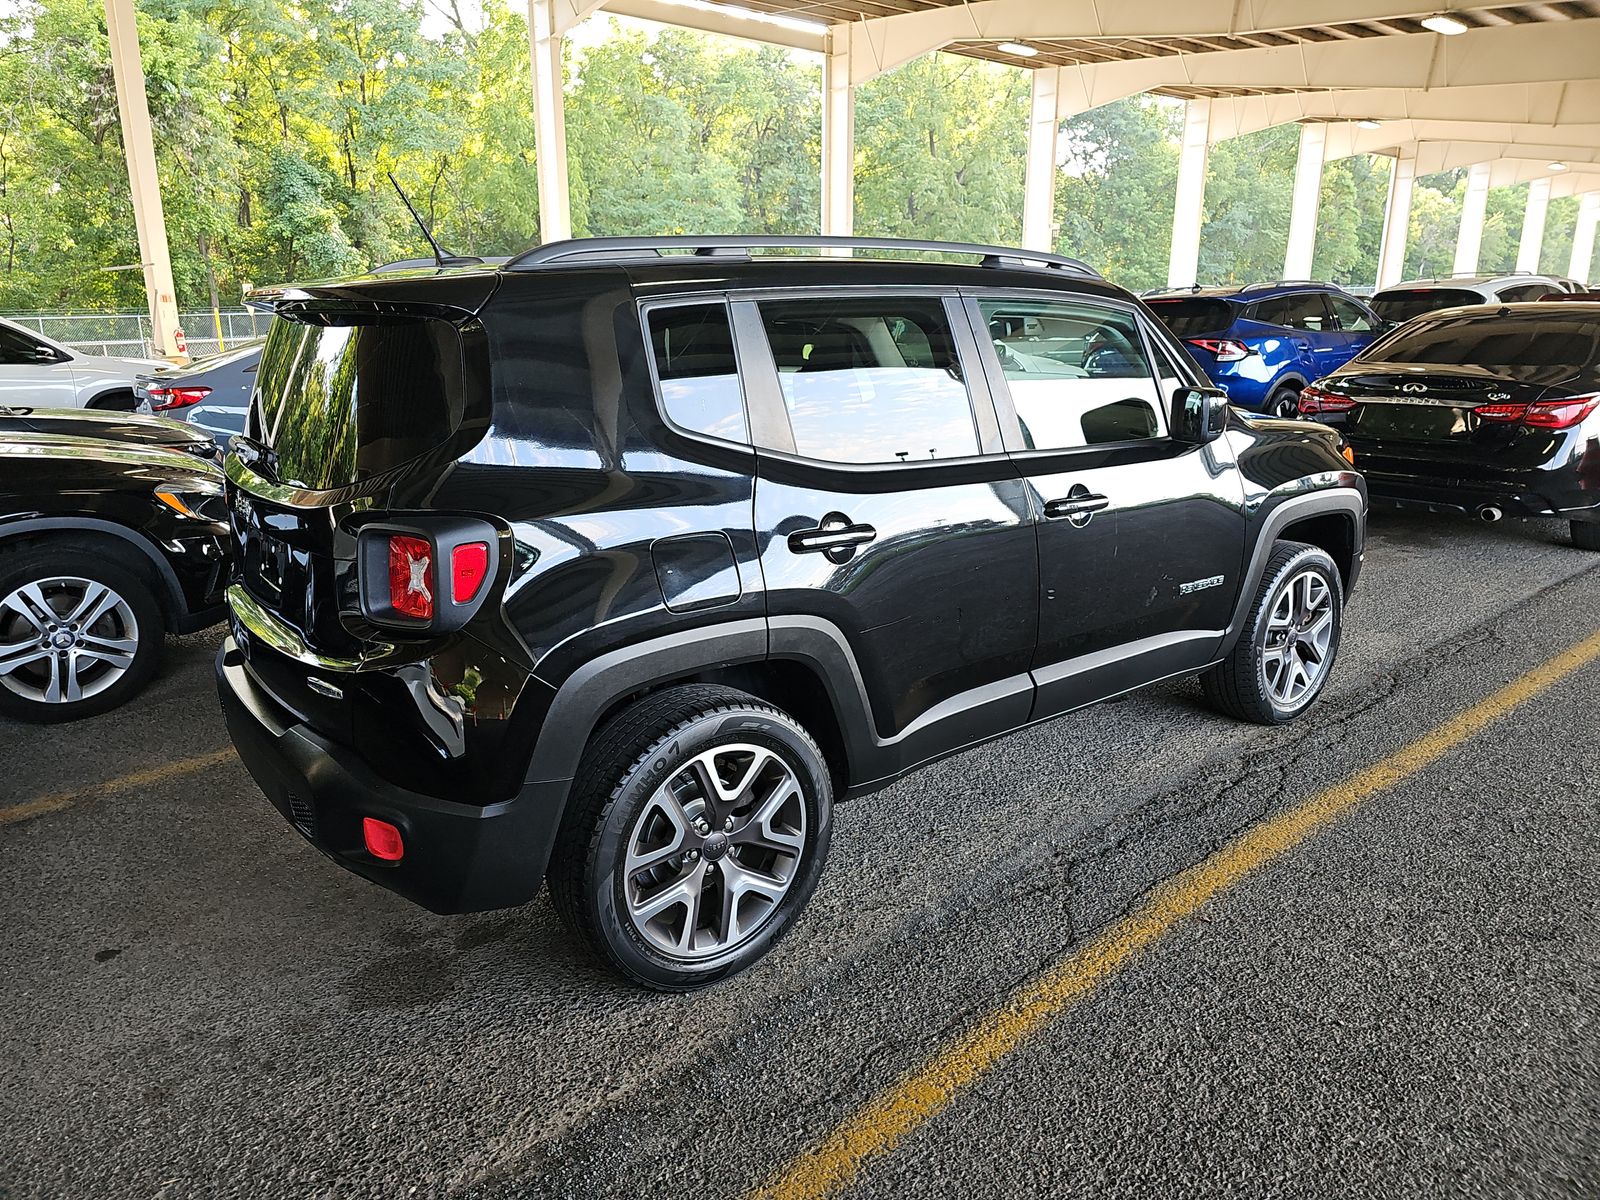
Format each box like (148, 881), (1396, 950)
(134, 341), (262, 444)
(1299, 303), (1600, 549)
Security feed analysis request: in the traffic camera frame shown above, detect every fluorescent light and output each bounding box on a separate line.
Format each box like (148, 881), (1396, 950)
(1549, 161), (1569, 171)
(1357, 119), (1382, 130)
(1420, 12), (1470, 35)
(997, 41), (1039, 57)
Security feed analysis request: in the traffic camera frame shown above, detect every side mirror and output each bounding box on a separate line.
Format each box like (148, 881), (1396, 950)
(1171, 386), (1230, 444)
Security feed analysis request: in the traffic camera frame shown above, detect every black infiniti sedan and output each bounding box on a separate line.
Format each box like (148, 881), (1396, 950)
(1298, 303), (1600, 550)
(0, 422), (229, 722)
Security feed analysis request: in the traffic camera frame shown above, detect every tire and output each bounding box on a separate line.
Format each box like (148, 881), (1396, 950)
(548, 684), (833, 990)
(1266, 385), (1301, 419)
(1573, 521), (1600, 552)
(1202, 541), (1343, 725)
(88, 390), (137, 412)
(0, 543), (164, 723)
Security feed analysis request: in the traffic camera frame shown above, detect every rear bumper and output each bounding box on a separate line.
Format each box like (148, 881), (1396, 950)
(218, 638), (567, 914)
(1361, 468), (1600, 522)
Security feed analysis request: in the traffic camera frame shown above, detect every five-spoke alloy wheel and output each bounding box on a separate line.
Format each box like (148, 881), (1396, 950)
(550, 684), (832, 990)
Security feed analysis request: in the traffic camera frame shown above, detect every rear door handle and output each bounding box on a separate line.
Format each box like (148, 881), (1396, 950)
(1044, 493), (1110, 521)
(788, 513), (877, 561)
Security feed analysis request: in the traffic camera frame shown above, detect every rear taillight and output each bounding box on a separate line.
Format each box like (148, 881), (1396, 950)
(451, 542), (490, 604)
(1298, 385), (1356, 415)
(147, 385), (211, 411)
(387, 534), (434, 620)
(1188, 338), (1252, 362)
(1474, 394), (1600, 429)
(363, 817), (404, 862)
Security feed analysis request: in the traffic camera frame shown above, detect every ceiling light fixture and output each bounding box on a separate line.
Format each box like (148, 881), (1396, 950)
(1358, 119), (1382, 130)
(1549, 161), (1569, 171)
(997, 41), (1039, 57)
(1420, 12), (1470, 35)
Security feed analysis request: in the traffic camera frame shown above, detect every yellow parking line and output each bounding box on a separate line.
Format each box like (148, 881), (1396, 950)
(750, 627), (1600, 1200)
(0, 746), (238, 827)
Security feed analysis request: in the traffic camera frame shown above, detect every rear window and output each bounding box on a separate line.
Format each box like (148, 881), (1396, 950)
(1370, 289), (1481, 323)
(254, 313), (467, 490)
(1144, 298), (1234, 338)
(1364, 313), (1600, 376)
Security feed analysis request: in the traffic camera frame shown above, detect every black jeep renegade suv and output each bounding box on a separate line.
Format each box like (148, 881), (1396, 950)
(218, 236), (1365, 989)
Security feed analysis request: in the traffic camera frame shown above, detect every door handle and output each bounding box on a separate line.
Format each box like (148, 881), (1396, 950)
(1044, 493), (1110, 521)
(788, 513), (877, 562)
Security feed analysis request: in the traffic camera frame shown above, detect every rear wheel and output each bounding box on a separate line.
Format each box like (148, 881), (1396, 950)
(88, 390), (137, 412)
(1202, 541), (1343, 725)
(1573, 521), (1600, 552)
(549, 684), (833, 990)
(1266, 385), (1301, 419)
(0, 546), (163, 722)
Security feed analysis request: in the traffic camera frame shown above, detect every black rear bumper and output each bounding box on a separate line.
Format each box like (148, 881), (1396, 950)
(1361, 468), (1600, 523)
(218, 639), (568, 914)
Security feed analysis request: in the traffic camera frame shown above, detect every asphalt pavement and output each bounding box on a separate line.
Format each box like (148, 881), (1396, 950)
(2, 510), (1597, 1200)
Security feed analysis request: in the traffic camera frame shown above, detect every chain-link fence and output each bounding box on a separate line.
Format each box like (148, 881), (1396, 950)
(0, 309), (268, 359)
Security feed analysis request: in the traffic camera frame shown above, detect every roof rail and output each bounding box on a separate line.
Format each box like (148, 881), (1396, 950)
(503, 235), (1102, 278)
(1238, 279), (1338, 293)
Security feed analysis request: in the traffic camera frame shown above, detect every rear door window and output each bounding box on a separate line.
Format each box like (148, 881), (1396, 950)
(646, 302), (748, 444)
(754, 298), (980, 464)
(1497, 283), (1561, 302)
(1251, 293), (1333, 331)
(979, 297), (1166, 449)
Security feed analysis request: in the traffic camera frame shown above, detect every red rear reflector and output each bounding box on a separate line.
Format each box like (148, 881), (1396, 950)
(1523, 393), (1600, 429)
(1188, 338), (1251, 362)
(362, 817), (404, 862)
(1298, 385), (1355, 414)
(387, 534), (434, 620)
(451, 541), (490, 604)
(148, 385), (211, 411)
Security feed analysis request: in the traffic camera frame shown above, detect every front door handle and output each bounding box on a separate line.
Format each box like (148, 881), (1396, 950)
(788, 513), (877, 562)
(1044, 492), (1110, 525)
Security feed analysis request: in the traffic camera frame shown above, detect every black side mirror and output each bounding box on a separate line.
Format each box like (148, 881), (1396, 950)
(1171, 386), (1230, 444)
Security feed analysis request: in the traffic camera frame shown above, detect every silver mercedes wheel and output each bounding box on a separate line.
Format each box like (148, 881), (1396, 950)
(1262, 568), (1334, 707)
(0, 576), (141, 706)
(622, 743), (807, 961)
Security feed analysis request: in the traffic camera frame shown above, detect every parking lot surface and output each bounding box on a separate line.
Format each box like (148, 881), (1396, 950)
(3, 511), (1597, 1199)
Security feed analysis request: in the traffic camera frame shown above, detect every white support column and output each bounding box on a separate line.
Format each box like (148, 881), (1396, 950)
(1516, 176), (1552, 273)
(1022, 68), (1061, 252)
(1568, 191), (1600, 283)
(1283, 122), (1327, 280)
(1167, 100), (1211, 288)
(821, 32), (855, 237)
(528, 0), (572, 244)
(104, 0), (183, 359)
(1376, 149), (1416, 289)
(1453, 162), (1492, 276)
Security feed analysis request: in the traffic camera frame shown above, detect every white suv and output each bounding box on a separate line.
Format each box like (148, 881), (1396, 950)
(1371, 273), (1571, 325)
(0, 316), (169, 410)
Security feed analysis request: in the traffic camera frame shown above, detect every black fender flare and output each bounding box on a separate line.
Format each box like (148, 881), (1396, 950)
(0, 516), (189, 619)
(1221, 487), (1365, 655)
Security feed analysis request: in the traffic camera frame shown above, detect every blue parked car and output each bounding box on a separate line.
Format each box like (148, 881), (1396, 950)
(1144, 283), (1385, 417)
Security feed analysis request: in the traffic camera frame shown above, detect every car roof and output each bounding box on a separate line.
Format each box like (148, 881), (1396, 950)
(1144, 281), (1349, 302)
(1380, 274), (1560, 291)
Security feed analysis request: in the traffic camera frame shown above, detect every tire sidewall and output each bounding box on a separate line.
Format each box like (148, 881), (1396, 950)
(1252, 546), (1343, 722)
(588, 707), (833, 988)
(0, 548), (163, 723)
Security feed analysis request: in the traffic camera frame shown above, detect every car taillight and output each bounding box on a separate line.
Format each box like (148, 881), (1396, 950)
(363, 817), (404, 862)
(1298, 385), (1355, 414)
(450, 541), (490, 604)
(1188, 338), (1252, 362)
(147, 385), (211, 411)
(387, 534), (434, 620)
(1474, 395), (1599, 429)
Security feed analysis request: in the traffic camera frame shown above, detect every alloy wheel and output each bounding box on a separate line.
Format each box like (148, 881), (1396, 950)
(0, 577), (140, 705)
(622, 743), (807, 960)
(1262, 568), (1334, 707)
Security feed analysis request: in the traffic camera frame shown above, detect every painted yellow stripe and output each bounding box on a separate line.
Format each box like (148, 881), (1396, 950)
(0, 746), (238, 827)
(750, 627), (1600, 1200)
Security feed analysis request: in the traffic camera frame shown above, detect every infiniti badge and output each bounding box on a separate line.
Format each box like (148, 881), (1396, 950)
(1402, 382), (1428, 394)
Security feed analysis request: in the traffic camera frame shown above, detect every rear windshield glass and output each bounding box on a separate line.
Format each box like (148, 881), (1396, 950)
(254, 314), (465, 490)
(1143, 298), (1234, 337)
(1364, 313), (1600, 375)
(1370, 289), (1481, 323)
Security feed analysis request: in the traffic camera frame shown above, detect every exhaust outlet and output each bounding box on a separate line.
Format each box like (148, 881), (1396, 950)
(1478, 505), (1503, 524)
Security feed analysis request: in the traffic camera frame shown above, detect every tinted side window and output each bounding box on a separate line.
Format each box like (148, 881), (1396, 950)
(1326, 295), (1375, 332)
(980, 298), (1166, 450)
(0, 326), (46, 364)
(756, 298), (979, 464)
(1497, 283), (1559, 302)
(1253, 293), (1332, 331)
(646, 303), (748, 444)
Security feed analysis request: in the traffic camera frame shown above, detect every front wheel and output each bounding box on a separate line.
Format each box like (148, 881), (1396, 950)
(1202, 541), (1343, 725)
(549, 684), (833, 990)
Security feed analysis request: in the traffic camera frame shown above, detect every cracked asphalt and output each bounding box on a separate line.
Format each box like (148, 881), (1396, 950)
(2, 510), (1597, 1200)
